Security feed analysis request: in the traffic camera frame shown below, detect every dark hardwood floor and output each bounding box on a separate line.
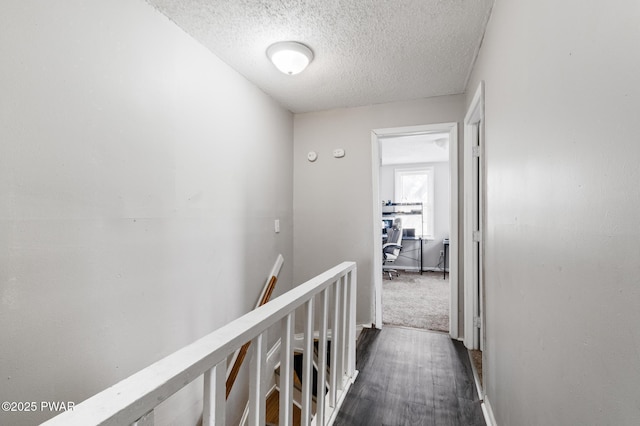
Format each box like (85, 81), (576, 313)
(334, 326), (485, 426)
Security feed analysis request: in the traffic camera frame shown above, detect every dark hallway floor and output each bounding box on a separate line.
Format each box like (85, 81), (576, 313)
(334, 326), (485, 426)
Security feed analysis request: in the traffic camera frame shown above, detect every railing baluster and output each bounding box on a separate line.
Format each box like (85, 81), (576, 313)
(280, 312), (295, 426)
(301, 299), (314, 426)
(316, 288), (329, 425)
(334, 276), (345, 392)
(347, 269), (357, 377)
(203, 360), (226, 425)
(340, 274), (348, 385)
(249, 332), (266, 426)
(329, 279), (341, 407)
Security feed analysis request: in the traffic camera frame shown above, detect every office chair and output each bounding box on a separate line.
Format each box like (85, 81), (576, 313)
(383, 217), (403, 279)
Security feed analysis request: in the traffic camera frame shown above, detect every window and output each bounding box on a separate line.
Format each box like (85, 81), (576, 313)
(394, 167), (434, 238)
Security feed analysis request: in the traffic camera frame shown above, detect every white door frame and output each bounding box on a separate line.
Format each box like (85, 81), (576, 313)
(463, 82), (485, 350)
(371, 122), (459, 339)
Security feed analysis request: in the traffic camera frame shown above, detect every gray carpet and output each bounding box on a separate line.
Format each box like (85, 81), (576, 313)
(382, 271), (449, 332)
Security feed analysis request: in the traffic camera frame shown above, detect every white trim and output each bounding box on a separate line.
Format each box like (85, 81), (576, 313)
(371, 123), (459, 339)
(482, 395), (498, 426)
(227, 254), (284, 379)
(467, 351), (484, 400)
(370, 133), (384, 328)
(463, 82), (485, 350)
(464, 82), (485, 125)
(449, 124), (459, 339)
(354, 323), (366, 340)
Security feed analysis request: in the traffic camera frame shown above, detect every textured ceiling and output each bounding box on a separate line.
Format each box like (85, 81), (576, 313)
(146, 0), (494, 113)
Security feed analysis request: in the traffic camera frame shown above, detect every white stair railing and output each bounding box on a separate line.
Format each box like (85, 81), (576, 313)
(42, 262), (358, 426)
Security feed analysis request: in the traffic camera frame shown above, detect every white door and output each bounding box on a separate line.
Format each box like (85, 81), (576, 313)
(471, 123), (484, 351)
(464, 82), (485, 350)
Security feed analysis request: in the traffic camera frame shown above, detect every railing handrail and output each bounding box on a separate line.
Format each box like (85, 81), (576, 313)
(42, 261), (357, 426)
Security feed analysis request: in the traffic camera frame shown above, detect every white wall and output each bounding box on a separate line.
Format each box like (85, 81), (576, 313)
(0, 1), (293, 424)
(293, 96), (465, 324)
(379, 162), (450, 270)
(467, 0), (640, 424)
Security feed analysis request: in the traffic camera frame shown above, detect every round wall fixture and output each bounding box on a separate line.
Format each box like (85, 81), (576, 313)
(307, 151), (318, 162)
(267, 41), (314, 75)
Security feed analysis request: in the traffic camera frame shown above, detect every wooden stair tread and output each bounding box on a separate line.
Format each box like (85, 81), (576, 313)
(266, 389), (302, 426)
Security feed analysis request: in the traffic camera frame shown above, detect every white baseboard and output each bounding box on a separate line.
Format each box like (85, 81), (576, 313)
(482, 395), (498, 426)
(467, 350), (496, 426)
(467, 351), (484, 400)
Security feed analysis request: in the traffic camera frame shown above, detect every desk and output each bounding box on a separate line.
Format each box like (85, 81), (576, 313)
(405, 236), (423, 274)
(443, 238), (449, 279)
(383, 235), (423, 274)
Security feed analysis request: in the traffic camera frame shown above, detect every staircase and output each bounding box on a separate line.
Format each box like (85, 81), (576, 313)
(250, 341), (333, 426)
(42, 262), (358, 426)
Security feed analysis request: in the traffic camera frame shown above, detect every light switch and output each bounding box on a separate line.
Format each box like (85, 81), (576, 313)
(274, 219), (280, 233)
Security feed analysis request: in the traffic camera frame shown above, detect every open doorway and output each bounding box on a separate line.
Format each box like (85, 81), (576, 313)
(371, 123), (459, 338)
(380, 133), (450, 332)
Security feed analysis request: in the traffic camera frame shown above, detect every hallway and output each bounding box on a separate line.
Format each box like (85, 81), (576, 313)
(4, 1), (640, 424)
(334, 326), (485, 426)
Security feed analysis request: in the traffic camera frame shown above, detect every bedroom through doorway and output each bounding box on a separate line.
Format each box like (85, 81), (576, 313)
(377, 130), (451, 333)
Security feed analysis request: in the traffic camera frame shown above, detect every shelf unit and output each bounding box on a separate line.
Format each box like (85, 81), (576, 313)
(381, 202), (423, 236)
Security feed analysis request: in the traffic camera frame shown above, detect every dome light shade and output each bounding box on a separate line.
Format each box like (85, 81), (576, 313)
(267, 41), (314, 75)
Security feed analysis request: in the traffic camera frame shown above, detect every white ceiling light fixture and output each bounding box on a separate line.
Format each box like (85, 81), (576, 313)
(266, 41), (314, 75)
